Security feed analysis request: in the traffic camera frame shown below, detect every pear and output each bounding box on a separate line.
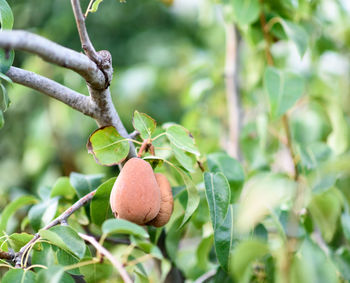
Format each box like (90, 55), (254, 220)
(147, 173), (174, 227)
(110, 158), (161, 225)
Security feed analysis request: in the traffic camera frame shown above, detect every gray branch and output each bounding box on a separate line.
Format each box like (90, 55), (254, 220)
(0, 30), (105, 89)
(70, 0), (101, 64)
(0, 29), (136, 158)
(78, 233), (133, 283)
(15, 189), (97, 267)
(7, 67), (94, 116)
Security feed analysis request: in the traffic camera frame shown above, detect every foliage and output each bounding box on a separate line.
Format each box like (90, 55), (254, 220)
(1, 0), (350, 282)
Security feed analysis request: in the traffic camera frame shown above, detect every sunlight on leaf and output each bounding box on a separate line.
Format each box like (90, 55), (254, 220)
(87, 126), (130, 166)
(236, 173), (296, 233)
(132, 110), (156, 140)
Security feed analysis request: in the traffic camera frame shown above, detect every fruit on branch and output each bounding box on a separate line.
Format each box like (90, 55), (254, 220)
(110, 158), (161, 225)
(147, 173), (174, 227)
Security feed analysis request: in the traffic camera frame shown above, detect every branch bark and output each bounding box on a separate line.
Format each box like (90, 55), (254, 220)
(70, 0), (101, 64)
(224, 23), (242, 160)
(78, 233), (133, 283)
(0, 31), (136, 157)
(15, 189), (97, 267)
(7, 67), (94, 116)
(0, 30), (105, 89)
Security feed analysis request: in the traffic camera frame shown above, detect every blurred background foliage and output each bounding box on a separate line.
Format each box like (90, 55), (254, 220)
(0, 0), (227, 197)
(2, 0), (350, 193)
(1, 0), (350, 281)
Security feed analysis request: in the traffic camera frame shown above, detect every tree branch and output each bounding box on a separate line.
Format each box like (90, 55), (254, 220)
(70, 0), (101, 64)
(0, 30), (105, 89)
(78, 233), (133, 283)
(259, 7), (298, 180)
(88, 86), (137, 158)
(193, 269), (216, 283)
(224, 23), (242, 160)
(15, 189), (97, 267)
(7, 67), (94, 117)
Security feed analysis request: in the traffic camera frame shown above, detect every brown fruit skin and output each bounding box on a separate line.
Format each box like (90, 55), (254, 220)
(147, 173), (174, 227)
(110, 158), (161, 225)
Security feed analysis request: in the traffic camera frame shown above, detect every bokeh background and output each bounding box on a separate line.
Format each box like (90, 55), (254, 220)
(0, 0), (228, 199)
(1, 0), (350, 205)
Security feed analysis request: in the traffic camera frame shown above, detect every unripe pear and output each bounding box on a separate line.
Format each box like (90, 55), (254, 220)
(147, 173), (174, 227)
(110, 158), (161, 225)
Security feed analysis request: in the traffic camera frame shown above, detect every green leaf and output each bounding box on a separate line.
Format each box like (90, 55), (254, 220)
(0, 83), (10, 112)
(28, 197), (59, 231)
(36, 266), (75, 283)
(166, 125), (200, 156)
(213, 267), (232, 283)
(215, 205), (234, 271)
(165, 216), (185, 262)
(87, 126), (130, 165)
(171, 143), (196, 173)
(31, 242), (56, 268)
(230, 239), (269, 281)
(309, 188), (343, 242)
(56, 248), (80, 275)
(90, 0), (104, 13)
(132, 110), (156, 140)
(51, 177), (76, 199)
(0, 195), (37, 234)
(2, 269), (36, 283)
(177, 168), (200, 227)
(0, 109), (3, 129)
(39, 226), (86, 259)
(196, 235), (213, 270)
(290, 238), (337, 283)
(280, 19), (308, 57)
(231, 0), (260, 26)
(70, 172), (103, 199)
(333, 248), (350, 281)
(0, 72), (11, 83)
(9, 233), (41, 252)
(326, 100), (349, 155)
(0, 49), (14, 74)
(236, 173), (296, 233)
(207, 152), (244, 203)
(79, 250), (113, 283)
(90, 177), (116, 226)
(130, 235), (163, 259)
(0, 0), (13, 30)
(264, 66), (305, 118)
(102, 218), (149, 238)
(204, 172), (230, 229)
(341, 213), (350, 243)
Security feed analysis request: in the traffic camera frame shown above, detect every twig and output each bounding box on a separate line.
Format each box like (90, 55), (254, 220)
(259, 5), (298, 180)
(0, 30), (105, 89)
(129, 130), (140, 139)
(259, 9), (274, 66)
(78, 233), (133, 283)
(193, 269), (216, 283)
(70, 0), (101, 65)
(224, 23), (242, 160)
(282, 115), (298, 180)
(83, 226), (131, 245)
(259, 4), (300, 282)
(85, 0), (95, 17)
(7, 67), (94, 117)
(15, 190), (97, 267)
